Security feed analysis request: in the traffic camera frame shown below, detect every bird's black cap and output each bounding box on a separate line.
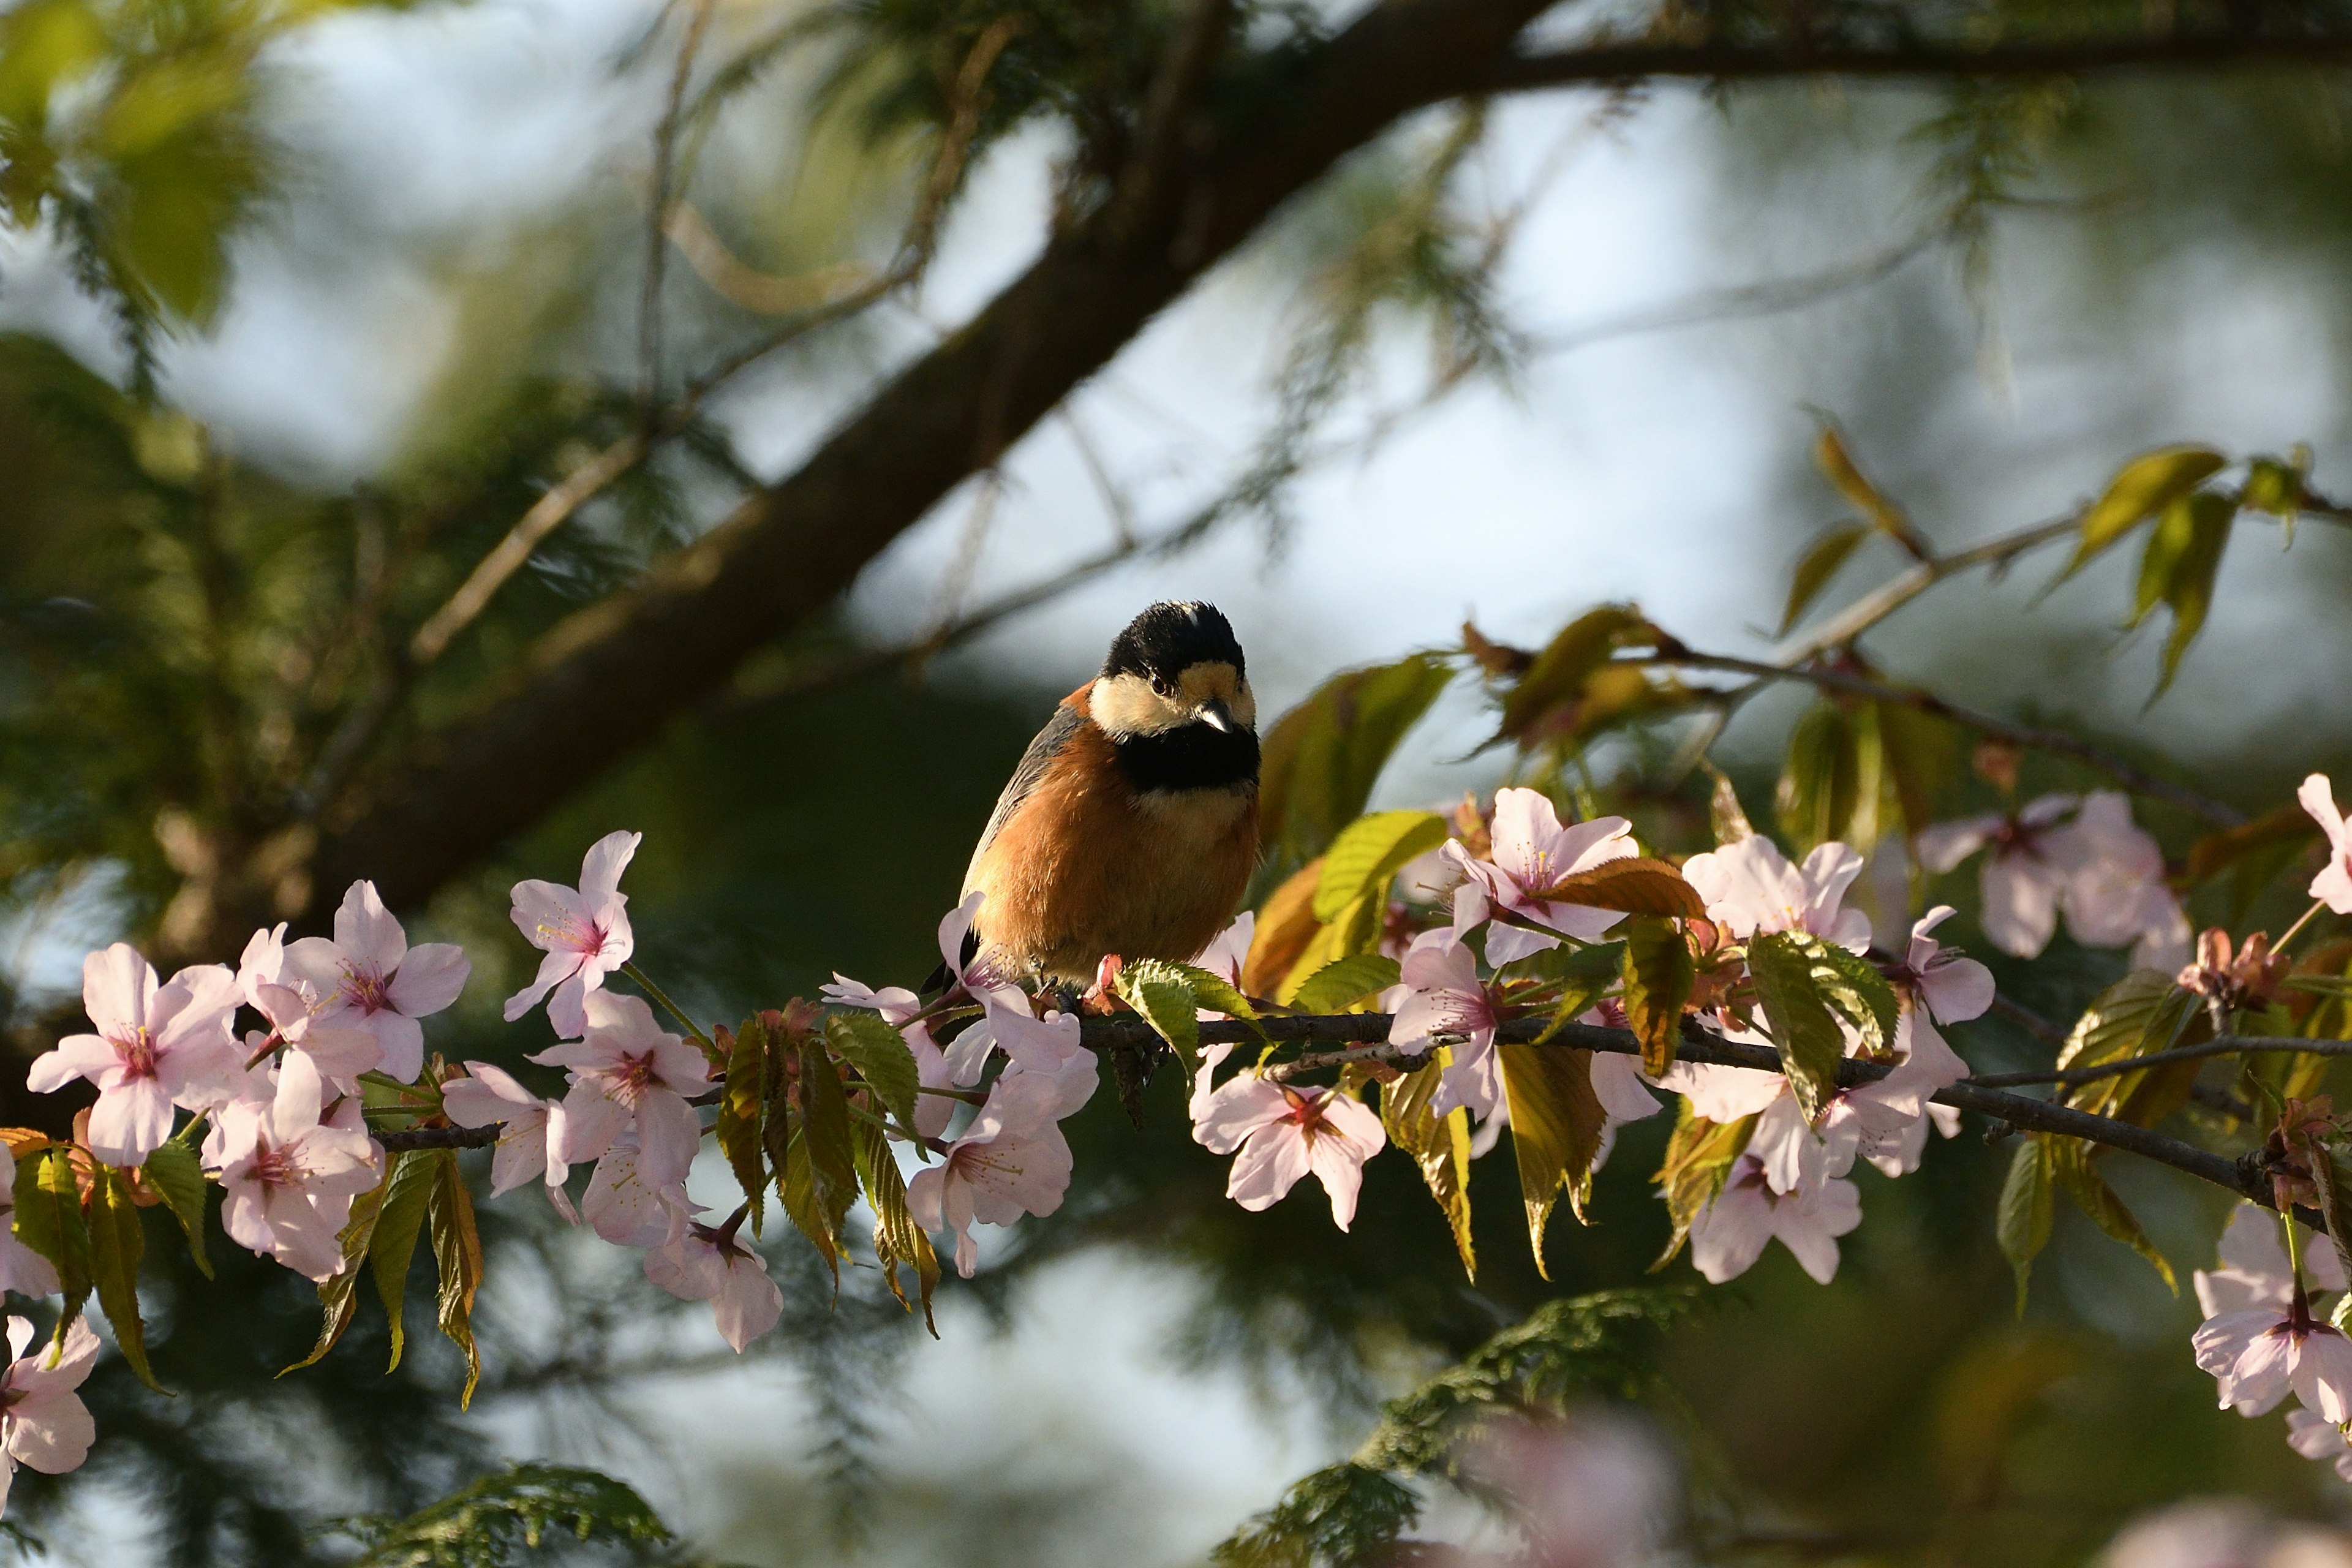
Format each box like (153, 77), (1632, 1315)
(1101, 601), (1245, 684)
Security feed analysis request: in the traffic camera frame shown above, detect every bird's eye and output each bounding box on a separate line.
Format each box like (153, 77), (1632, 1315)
(1150, 674), (1174, 696)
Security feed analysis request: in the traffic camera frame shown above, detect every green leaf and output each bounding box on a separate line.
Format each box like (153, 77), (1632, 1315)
(1775, 700), (1863, 853)
(324, 1463), (672, 1567)
(16, 1149), (91, 1343)
(1278, 891), (1385, 998)
(1705, 761), (1756, 845)
(777, 1127), (839, 1283)
(2047, 1139), (2175, 1295)
(1114, 960), (1202, 1069)
(428, 1153), (484, 1408)
(1779, 524), (1871, 635)
(2126, 490), (2234, 696)
(2057, 970), (2201, 1120)
(1314, 811), (1446, 922)
(284, 1160), (395, 1376)
(139, 1139), (212, 1280)
(1530, 942), (1625, 1046)
(368, 1150), (437, 1374)
(1289, 952), (1403, 1016)
(1498, 1043), (1605, 1280)
(854, 1121), (939, 1335)
(1256, 654), (1454, 884)
(1805, 938), (1902, 1057)
(1534, 856), (1705, 920)
(1745, 930), (1849, 1123)
(2060, 445), (2226, 579)
(825, 1009), (920, 1133)
(1650, 1103), (1754, 1270)
(1493, 605), (1653, 743)
(1161, 963), (1262, 1027)
(1813, 422), (1931, 554)
(1381, 1062), (1476, 1280)
(797, 1039), (859, 1284)
(1997, 1136), (2054, 1315)
(716, 1019), (767, 1237)
(89, 1168), (165, 1394)
(1619, 917), (1694, 1076)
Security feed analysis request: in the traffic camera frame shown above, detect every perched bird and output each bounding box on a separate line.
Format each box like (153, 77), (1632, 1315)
(960, 601), (1260, 987)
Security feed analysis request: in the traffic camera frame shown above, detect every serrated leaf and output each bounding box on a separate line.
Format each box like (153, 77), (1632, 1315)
(89, 1168), (164, 1393)
(1257, 655), (1453, 885)
(854, 1121), (938, 1335)
(1651, 1102), (1754, 1270)
(1814, 420), (1929, 557)
(1160, 963), (1262, 1027)
(1778, 524), (1871, 636)
(717, 1019), (767, 1237)
(798, 1041), (858, 1284)
(1531, 943), (1624, 1046)
(1496, 606), (1652, 744)
(17, 1149), (90, 1343)
(1534, 856), (1705, 919)
(1115, 960), (1202, 1066)
(2047, 1138), (2174, 1295)
(1381, 1063), (1474, 1280)
(1499, 1043), (1605, 1280)
(1314, 812), (1446, 923)
(777, 1126), (838, 1283)
(1619, 917), (1694, 1076)
(1746, 931), (1848, 1123)
(1278, 893), (1384, 1003)
(2127, 491), (2233, 696)
(2057, 970), (2203, 1121)
(2060, 445), (2226, 580)
(1805, 939), (1901, 1057)
(138, 1139), (211, 1280)
(1290, 953), (1403, 1016)
(369, 1150), (437, 1374)
(284, 1160), (394, 1376)
(825, 1010), (920, 1133)
(1996, 1136), (2053, 1315)
(428, 1152), (484, 1408)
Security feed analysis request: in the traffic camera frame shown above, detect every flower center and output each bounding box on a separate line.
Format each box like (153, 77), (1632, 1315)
(1279, 1088), (1332, 1141)
(247, 1138), (304, 1193)
(538, 914), (606, 958)
(114, 1026), (158, 1080)
(344, 962), (392, 1015)
(611, 1050), (662, 1102)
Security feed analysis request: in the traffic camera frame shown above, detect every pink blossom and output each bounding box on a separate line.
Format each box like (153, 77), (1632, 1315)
(0, 1149), (58, 1298)
(1915, 794), (2079, 957)
(531, 992), (710, 1189)
(2302, 774), (2352, 914)
(1894, 907), (1996, 1025)
(818, 975), (921, 1025)
(820, 977), (959, 1134)
(644, 1224), (785, 1351)
(2194, 1205), (2344, 1319)
(1585, 1034), (1664, 1177)
(907, 1072), (1076, 1276)
(1687, 1153), (1861, 1284)
(1441, 788), (1638, 962)
(206, 1052), (383, 1280)
(1442, 1412), (1675, 1568)
(443, 1062), (576, 1221)
(282, 880), (470, 1084)
(0, 1314), (98, 1515)
(2286, 1408), (2352, 1482)
(236, 922), (289, 1009)
(1191, 912), (1256, 997)
(503, 829), (641, 1037)
(1389, 932), (1503, 1120)
(1193, 1075), (1386, 1231)
(579, 1134), (693, 1246)
(2194, 1301), (2352, 1420)
(935, 892), (1030, 1009)
(1681, 835), (1871, 952)
(2060, 792), (2192, 970)
(28, 944), (241, 1167)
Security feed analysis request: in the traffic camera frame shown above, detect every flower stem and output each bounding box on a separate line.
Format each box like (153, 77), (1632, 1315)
(916, 1085), (987, 1105)
(2277, 897), (2331, 955)
(622, 962), (717, 1054)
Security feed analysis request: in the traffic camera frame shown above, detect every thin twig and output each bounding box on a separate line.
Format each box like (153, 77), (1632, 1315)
(640, 0), (722, 410)
(1771, 514), (2079, 663)
(1971, 1034), (2352, 1089)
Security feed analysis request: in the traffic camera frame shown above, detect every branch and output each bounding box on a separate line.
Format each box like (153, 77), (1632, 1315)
(379, 1123), (500, 1152)
(309, 0), (1562, 918)
(1477, 32), (2352, 94)
(1972, 1033), (2352, 1089)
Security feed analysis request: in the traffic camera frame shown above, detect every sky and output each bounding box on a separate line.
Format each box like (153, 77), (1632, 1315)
(6, 0), (2351, 1561)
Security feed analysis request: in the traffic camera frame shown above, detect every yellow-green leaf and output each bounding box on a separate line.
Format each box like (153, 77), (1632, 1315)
(1651, 1102), (1754, 1270)
(1381, 1063), (1474, 1280)
(1242, 860), (1324, 998)
(1779, 525), (1871, 636)
(368, 1150), (437, 1374)
(1619, 917), (1694, 1076)
(89, 1168), (165, 1394)
(798, 1041), (859, 1278)
(139, 1139), (211, 1279)
(854, 1121), (939, 1335)
(1115, 960), (1201, 1069)
(1257, 655), (1453, 884)
(428, 1153), (484, 1408)
(1289, 953), (1401, 1016)
(1996, 1136), (2054, 1316)
(17, 1148), (91, 1344)
(717, 1019), (768, 1237)
(1498, 1042), (1605, 1280)
(2048, 1138), (2174, 1295)
(2062, 444), (2226, 579)
(1746, 930), (1849, 1123)
(1814, 420), (1930, 557)
(2127, 491), (2234, 696)
(283, 1159), (394, 1376)
(1496, 605), (1653, 744)
(1314, 811), (1446, 922)
(825, 1010), (920, 1133)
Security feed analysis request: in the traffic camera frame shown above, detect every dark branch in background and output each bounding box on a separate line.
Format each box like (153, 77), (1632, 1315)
(1476, 32), (2352, 96)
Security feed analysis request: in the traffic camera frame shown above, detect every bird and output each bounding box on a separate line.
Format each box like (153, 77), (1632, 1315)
(958, 600), (1261, 989)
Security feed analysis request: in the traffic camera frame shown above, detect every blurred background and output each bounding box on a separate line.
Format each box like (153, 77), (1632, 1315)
(6, 0), (2352, 1562)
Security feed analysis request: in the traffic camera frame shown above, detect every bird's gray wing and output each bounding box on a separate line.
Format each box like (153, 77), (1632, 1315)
(962, 699), (1087, 895)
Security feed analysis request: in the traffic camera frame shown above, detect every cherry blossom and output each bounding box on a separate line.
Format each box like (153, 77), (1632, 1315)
(1681, 835), (1871, 952)
(907, 1071), (1077, 1276)
(1652, 1055), (1789, 1125)
(443, 1062), (576, 1221)
(2193, 1205), (2344, 1319)
(2060, 792), (2192, 970)
(0, 1148), (58, 1298)
(1191, 911), (1256, 998)
(236, 922), (289, 1009)
(206, 1053), (383, 1280)
(1441, 788), (1638, 962)
(1389, 931), (1504, 1121)
(1440, 1412), (1675, 1568)
(1893, 907), (1996, 1026)
(29, 944), (241, 1167)
(644, 1223), (785, 1351)
(282, 880), (470, 1084)
(0, 1314), (98, 1515)
(2300, 774), (2352, 914)
(532, 992), (710, 1189)
(1687, 1153), (1861, 1284)
(818, 975), (921, 1025)
(821, 979), (960, 1136)
(579, 1133), (693, 1247)
(1193, 1074), (1387, 1230)
(2286, 1408), (2352, 1482)
(934, 892), (1030, 1009)
(2193, 1298), (2352, 1420)
(504, 829), (641, 1038)
(1915, 793), (2080, 957)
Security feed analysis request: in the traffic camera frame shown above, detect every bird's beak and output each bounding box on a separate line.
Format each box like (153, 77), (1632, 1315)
(1197, 697), (1238, 733)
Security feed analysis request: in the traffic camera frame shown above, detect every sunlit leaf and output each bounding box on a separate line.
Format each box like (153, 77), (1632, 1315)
(2060, 444), (2226, 579)
(2046, 1137), (2174, 1294)
(1499, 1042), (1604, 1280)
(2127, 491), (2234, 695)
(1776, 700), (1863, 853)
(825, 1009), (919, 1132)
(853, 1121), (938, 1335)
(1115, 959), (1202, 1069)
(1314, 811), (1446, 923)
(1257, 655), (1453, 883)
(1243, 859), (1324, 998)
(284, 1161), (394, 1375)
(16, 1148), (91, 1344)
(1619, 917), (1693, 1075)
(1777, 524), (1870, 636)
(716, 1019), (767, 1237)
(1496, 605), (1650, 744)
(1650, 1103), (1754, 1270)
(138, 1137), (211, 1280)
(1814, 420), (1930, 558)
(1380, 1063), (1474, 1280)
(1996, 1136), (2053, 1315)
(1289, 952), (1401, 1016)
(368, 1150), (437, 1373)
(428, 1152), (484, 1408)
(1746, 931), (1849, 1123)
(1530, 941), (1624, 1046)
(1534, 856), (1704, 919)
(89, 1167), (164, 1393)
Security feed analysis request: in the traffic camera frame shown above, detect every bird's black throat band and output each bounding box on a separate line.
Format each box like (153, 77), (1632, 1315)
(1112, 721), (1260, 794)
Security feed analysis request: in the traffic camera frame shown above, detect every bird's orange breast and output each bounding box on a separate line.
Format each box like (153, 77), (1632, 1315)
(965, 715), (1257, 984)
